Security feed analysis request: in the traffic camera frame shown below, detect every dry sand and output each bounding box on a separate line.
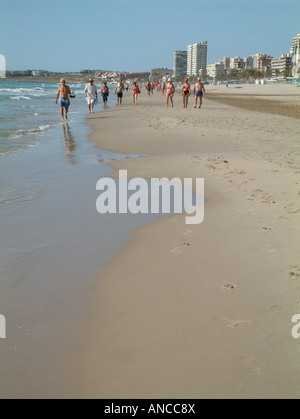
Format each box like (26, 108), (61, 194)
(80, 84), (300, 399)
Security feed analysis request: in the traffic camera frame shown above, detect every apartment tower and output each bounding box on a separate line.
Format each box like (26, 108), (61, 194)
(187, 42), (208, 77)
(173, 51), (187, 78)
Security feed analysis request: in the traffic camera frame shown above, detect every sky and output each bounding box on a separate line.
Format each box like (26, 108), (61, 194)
(0, 0), (299, 72)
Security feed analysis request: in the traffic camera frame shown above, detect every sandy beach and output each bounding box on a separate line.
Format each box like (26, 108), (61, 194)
(78, 84), (300, 399)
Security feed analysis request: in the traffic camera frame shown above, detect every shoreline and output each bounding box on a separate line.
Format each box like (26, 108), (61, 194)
(80, 85), (300, 398)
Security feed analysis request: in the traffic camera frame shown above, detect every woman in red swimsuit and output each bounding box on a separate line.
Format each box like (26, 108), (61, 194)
(181, 78), (191, 108)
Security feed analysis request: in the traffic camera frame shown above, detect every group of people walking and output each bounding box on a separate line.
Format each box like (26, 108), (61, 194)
(56, 77), (205, 119)
(165, 77), (206, 109)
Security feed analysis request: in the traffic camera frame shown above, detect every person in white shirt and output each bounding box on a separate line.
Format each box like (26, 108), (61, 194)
(84, 78), (98, 113)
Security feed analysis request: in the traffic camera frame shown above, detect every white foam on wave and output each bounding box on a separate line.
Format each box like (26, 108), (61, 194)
(6, 124), (54, 140)
(10, 96), (32, 100)
(0, 86), (58, 98)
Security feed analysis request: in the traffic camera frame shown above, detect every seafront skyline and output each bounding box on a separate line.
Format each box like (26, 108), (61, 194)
(1, 0), (299, 73)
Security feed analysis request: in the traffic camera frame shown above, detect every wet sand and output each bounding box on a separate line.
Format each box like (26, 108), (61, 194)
(205, 84), (300, 119)
(80, 84), (300, 399)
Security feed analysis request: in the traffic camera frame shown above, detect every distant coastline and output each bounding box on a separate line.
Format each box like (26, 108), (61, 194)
(1, 75), (91, 84)
(1, 70), (151, 84)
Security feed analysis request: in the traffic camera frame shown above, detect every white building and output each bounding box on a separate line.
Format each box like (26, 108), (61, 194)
(187, 42), (208, 77)
(244, 56), (254, 69)
(290, 33), (300, 77)
(271, 54), (292, 76)
(207, 63), (225, 78)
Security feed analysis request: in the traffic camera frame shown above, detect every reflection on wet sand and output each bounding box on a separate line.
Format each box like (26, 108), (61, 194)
(62, 123), (76, 164)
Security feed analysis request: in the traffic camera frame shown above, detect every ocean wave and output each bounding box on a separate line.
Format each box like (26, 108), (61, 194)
(0, 87), (58, 98)
(9, 124), (54, 139)
(9, 96), (32, 100)
(0, 141), (39, 158)
(0, 187), (43, 207)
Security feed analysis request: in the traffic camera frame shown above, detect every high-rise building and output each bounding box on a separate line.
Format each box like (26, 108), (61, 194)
(187, 42), (208, 77)
(219, 56), (230, 70)
(173, 51), (187, 78)
(244, 56), (254, 69)
(252, 53), (266, 69)
(290, 33), (300, 77)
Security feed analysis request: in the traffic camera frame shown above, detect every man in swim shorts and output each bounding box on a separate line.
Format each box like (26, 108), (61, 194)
(194, 78), (206, 108)
(101, 82), (109, 108)
(115, 80), (124, 105)
(145, 80), (151, 96)
(84, 78), (98, 113)
(56, 79), (72, 120)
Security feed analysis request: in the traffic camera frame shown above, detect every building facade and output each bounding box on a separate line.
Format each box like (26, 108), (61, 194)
(271, 54), (292, 76)
(219, 56), (230, 70)
(230, 57), (245, 71)
(207, 63), (225, 79)
(187, 42), (208, 77)
(258, 55), (273, 72)
(290, 33), (300, 77)
(252, 53), (266, 70)
(244, 56), (254, 69)
(173, 51), (187, 78)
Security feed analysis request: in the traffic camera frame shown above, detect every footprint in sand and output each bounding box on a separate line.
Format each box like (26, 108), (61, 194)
(286, 268), (300, 280)
(222, 283), (236, 291)
(171, 241), (192, 254)
(262, 194), (276, 204)
(249, 367), (262, 376)
(238, 180), (248, 187)
(235, 169), (247, 175)
(260, 226), (273, 231)
(268, 304), (284, 312)
(284, 204), (300, 214)
(222, 318), (252, 328)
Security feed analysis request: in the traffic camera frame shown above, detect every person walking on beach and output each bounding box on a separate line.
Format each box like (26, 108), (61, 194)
(161, 82), (166, 95)
(145, 80), (151, 96)
(132, 81), (140, 105)
(181, 78), (191, 108)
(166, 79), (175, 108)
(101, 82), (109, 108)
(84, 78), (98, 113)
(115, 80), (124, 105)
(194, 78), (205, 108)
(56, 79), (73, 120)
